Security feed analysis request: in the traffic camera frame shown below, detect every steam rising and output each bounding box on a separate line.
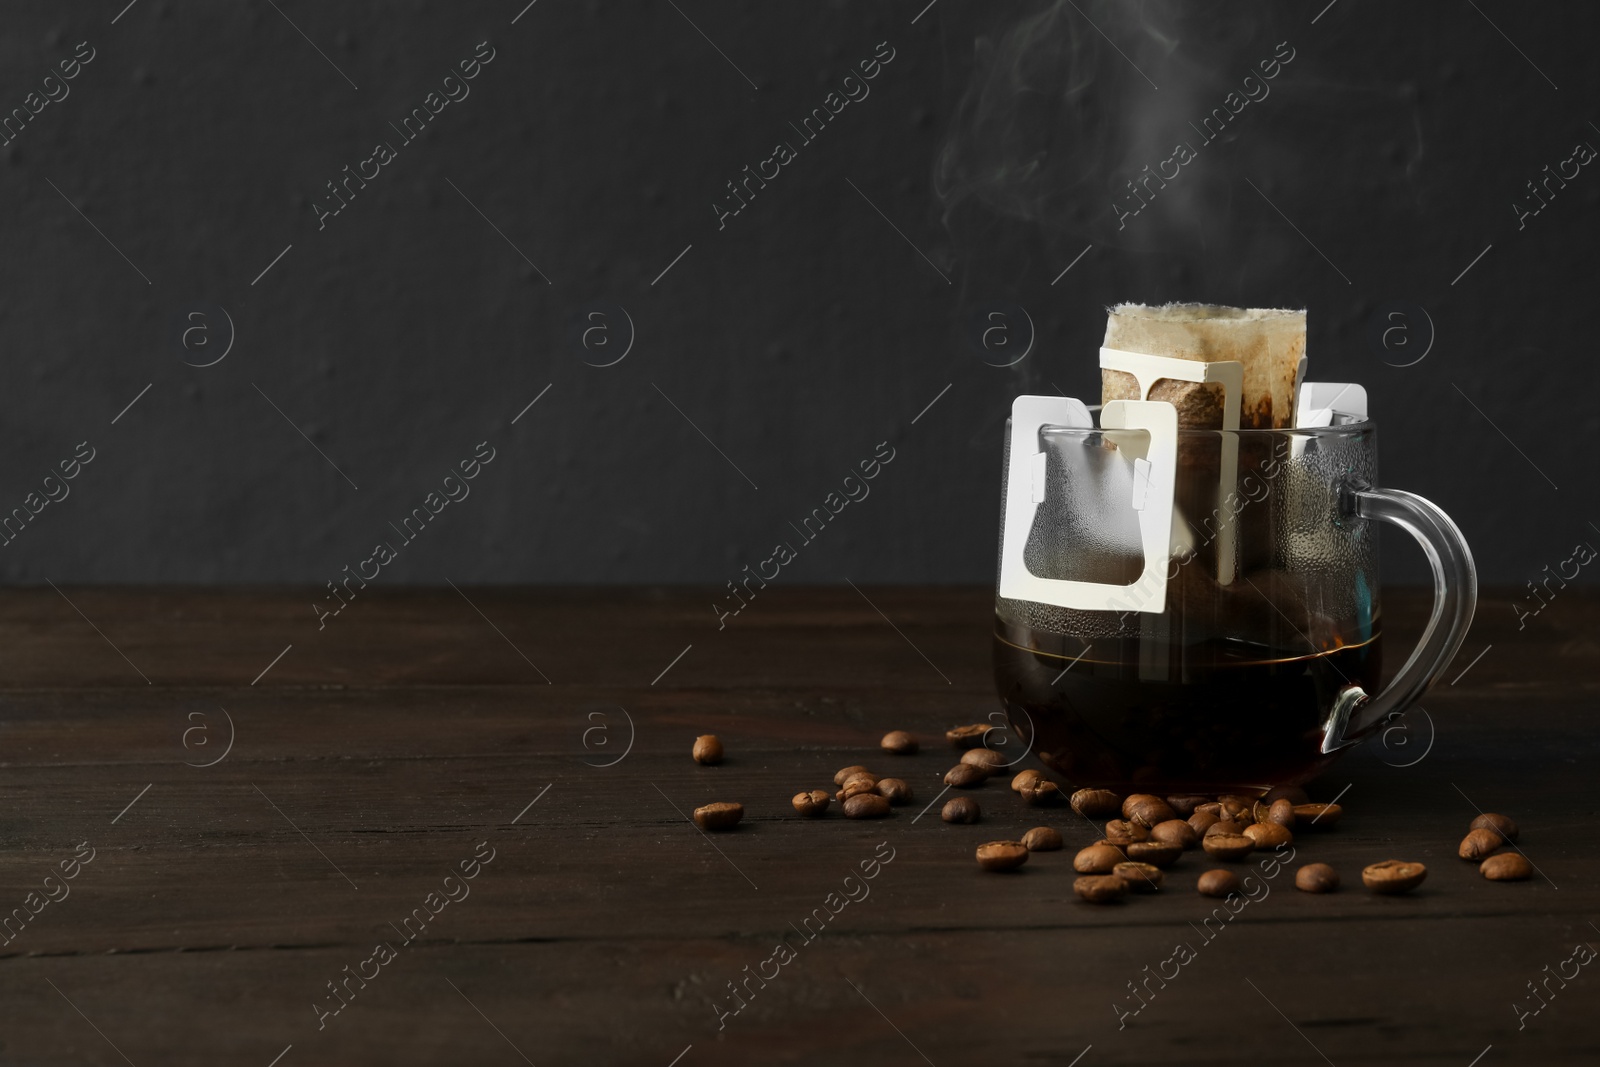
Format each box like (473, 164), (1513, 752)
(935, 1), (1182, 238)
(934, 1), (1423, 257)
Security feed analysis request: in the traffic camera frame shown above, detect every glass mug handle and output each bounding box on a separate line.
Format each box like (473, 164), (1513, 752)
(1321, 485), (1478, 753)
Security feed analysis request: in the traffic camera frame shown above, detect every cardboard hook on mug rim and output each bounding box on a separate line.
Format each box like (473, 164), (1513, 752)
(998, 394), (1178, 614)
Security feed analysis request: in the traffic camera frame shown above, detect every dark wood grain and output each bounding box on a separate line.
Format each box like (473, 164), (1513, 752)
(1, 586), (1595, 1066)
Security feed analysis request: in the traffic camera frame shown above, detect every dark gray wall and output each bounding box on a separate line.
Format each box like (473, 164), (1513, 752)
(2, 0), (1595, 592)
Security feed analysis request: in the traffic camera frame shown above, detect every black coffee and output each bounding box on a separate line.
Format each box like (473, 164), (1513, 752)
(993, 624), (1382, 794)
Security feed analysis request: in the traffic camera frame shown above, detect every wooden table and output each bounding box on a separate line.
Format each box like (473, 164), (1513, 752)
(1, 586), (1594, 1065)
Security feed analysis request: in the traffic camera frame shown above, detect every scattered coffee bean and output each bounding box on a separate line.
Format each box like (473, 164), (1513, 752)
(1074, 874), (1129, 903)
(1480, 853), (1533, 881)
(1362, 860), (1427, 894)
(1073, 843), (1127, 874)
(1188, 811), (1221, 835)
(1206, 820), (1248, 838)
(1123, 794), (1178, 828)
(1150, 819), (1199, 850)
(837, 778), (877, 802)
(792, 790), (830, 817)
(942, 796), (980, 824)
(1458, 827), (1504, 860)
(960, 748), (1005, 772)
(1197, 869), (1240, 898)
(1201, 833), (1254, 861)
(944, 763), (988, 788)
(1244, 822), (1294, 850)
(876, 778), (913, 806)
(880, 730), (918, 755)
(1126, 841), (1181, 868)
(1295, 863), (1339, 893)
(843, 794), (891, 819)
(1114, 862), (1164, 891)
(1011, 769), (1044, 792)
(1471, 812), (1520, 842)
(1263, 785), (1311, 805)
(1021, 826), (1063, 852)
(977, 840), (1029, 872)
(1293, 803), (1342, 829)
(1195, 802), (1223, 817)
(694, 802), (743, 831)
(1104, 819), (1150, 845)
(692, 735), (724, 765)
(834, 765), (872, 786)
(1166, 795), (1208, 817)
(1070, 788), (1123, 818)
(841, 771), (879, 788)
(947, 724), (993, 749)
(1018, 779), (1061, 806)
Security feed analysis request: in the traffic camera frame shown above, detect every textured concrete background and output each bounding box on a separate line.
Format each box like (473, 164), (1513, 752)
(0, 0), (1594, 590)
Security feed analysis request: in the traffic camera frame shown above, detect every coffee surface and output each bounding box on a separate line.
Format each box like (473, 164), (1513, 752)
(994, 627), (1383, 793)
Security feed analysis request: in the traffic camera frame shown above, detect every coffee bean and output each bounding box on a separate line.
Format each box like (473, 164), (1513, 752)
(1295, 863), (1339, 893)
(1070, 788), (1122, 818)
(880, 730), (918, 755)
(1206, 820), (1247, 838)
(1073, 874), (1129, 903)
(1362, 860), (1427, 894)
(942, 796), (980, 824)
(1471, 812), (1519, 842)
(694, 802), (743, 830)
(1018, 779), (1061, 806)
(843, 794), (891, 819)
(1188, 811), (1221, 835)
(1073, 843), (1127, 873)
(1195, 802), (1222, 817)
(1113, 862), (1164, 891)
(1104, 819), (1150, 845)
(1243, 822), (1294, 850)
(1293, 803), (1342, 829)
(837, 778), (877, 802)
(876, 778), (913, 805)
(1218, 799), (1252, 822)
(1021, 826), (1063, 851)
(834, 765), (872, 786)
(1458, 827), (1504, 860)
(1123, 794), (1178, 828)
(960, 748), (1005, 771)
(1263, 785), (1311, 806)
(692, 735), (724, 765)
(1196, 869), (1240, 898)
(1267, 798), (1297, 828)
(976, 840), (1029, 872)
(1201, 833), (1254, 861)
(1150, 819), (1199, 850)
(947, 724), (994, 749)
(1011, 769), (1044, 792)
(792, 790), (830, 817)
(1126, 841), (1181, 868)
(841, 771), (880, 788)
(944, 763), (988, 788)
(1480, 853), (1532, 881)
(1166, 795), (1209, 817)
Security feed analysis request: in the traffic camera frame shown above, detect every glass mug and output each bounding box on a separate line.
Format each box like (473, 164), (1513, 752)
(993, 418), (1476, 793)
